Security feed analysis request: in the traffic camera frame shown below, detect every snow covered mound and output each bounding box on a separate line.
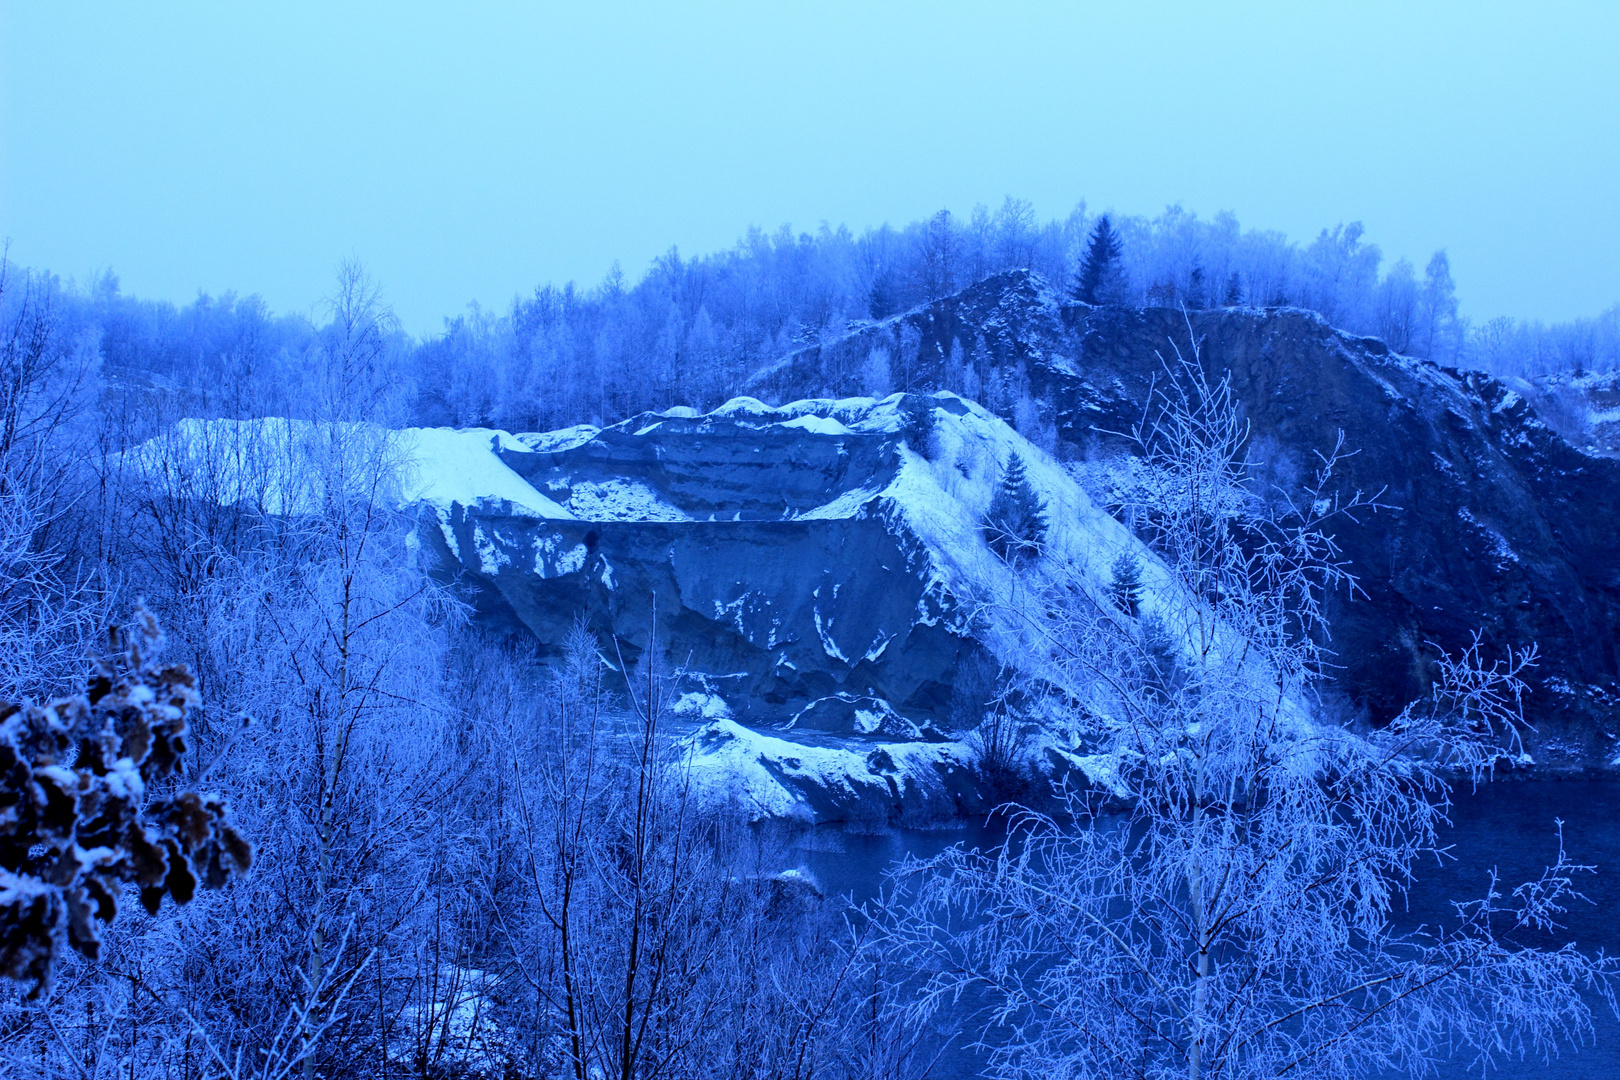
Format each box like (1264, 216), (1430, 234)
(683, 719), (984, 825)
(407, 392), (1178, 820)
(123, 395), (1201, 822)
(120, 418), (571, 519)
(420, 392), (1163, 712)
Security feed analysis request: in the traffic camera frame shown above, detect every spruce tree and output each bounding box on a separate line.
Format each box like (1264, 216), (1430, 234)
(1223, 271), (1244, 306)
(985, 452), (1048, 561)
(1074, 215), (1124, 305)
(899, 395), (937, 459)
(1109, 552), (1143, 617)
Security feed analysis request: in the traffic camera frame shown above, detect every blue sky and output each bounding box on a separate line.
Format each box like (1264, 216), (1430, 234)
(3, 1), (1616, 333)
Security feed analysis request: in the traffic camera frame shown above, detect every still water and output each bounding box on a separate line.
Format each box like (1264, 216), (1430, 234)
(786, 780), (1620, 1079)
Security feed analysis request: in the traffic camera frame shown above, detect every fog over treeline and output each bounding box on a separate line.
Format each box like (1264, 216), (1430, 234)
(17, 200), (1620, 436)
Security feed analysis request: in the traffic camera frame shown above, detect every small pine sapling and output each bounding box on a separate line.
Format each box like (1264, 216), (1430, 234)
(984, 453), (1048, 562)
(1108, 552), (1143, 617)
(0, 606), (251, 995)
(899, 395), (937, 459)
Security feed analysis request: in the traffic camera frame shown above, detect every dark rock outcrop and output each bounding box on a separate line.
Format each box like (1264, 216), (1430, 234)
(410, 394), (1151, 822)
(417, 400), (991, 726)
(750, 270), (1620, 756)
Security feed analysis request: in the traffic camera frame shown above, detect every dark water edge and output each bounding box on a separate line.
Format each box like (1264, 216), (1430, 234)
(1410, 779), (1620, 1079)
(783, 779), (1620, 1079)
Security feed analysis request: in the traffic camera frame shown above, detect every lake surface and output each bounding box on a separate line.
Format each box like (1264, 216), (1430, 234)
(786, 779), (1620, 1079)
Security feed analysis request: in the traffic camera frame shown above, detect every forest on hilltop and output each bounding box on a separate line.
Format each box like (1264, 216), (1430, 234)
(18, 200), (1619, 441)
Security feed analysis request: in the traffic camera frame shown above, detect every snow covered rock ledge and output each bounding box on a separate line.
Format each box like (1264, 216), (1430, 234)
(420, 393), (1151, 714)
(413, 392), (1168, 821)
(128, 394), (1170, 822)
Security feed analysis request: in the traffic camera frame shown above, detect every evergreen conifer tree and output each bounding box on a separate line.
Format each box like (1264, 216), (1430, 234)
(985, 452), (1048, 561)
(1109, 552), (1143, 617)
(1074, 215), (1124, 305)
(899, 395), (936, 459)
(1223, 271), (1244, 306)
(1187, 265), (1207, 309)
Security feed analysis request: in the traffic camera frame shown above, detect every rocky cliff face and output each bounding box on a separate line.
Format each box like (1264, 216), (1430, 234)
(138, 274), (1620, 823)
(750, 271), (1620, 759)
(435, 403), (968, 719)
(418, 394), (1148, 721)
(411, 394), (1173, 821)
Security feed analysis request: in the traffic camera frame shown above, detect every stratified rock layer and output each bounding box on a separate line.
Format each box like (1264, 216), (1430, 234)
(424, 401), (952, 725)
(409, 389), (1232, 818)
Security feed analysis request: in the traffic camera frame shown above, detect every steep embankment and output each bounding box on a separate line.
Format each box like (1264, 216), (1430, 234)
(418, 394), (1180, 821)
(134, 397), (1178, 822)
(752, 271), (1620, 761)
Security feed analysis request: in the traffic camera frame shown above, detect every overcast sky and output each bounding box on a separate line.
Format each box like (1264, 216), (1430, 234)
(3, 1), (1616, 334)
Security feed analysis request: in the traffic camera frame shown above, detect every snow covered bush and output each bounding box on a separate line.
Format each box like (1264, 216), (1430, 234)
(0, 605), (250, 995)
(882, 331), (1619, 1079)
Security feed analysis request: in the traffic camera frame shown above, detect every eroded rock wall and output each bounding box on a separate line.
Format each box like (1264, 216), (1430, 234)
(752, 271), (1620, 753)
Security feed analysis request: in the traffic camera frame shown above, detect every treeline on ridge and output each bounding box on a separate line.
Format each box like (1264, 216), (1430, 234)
(13, 200), (1619, 442)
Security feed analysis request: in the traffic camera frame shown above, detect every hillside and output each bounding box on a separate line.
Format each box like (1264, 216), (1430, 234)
(749, 270), (1620, 758)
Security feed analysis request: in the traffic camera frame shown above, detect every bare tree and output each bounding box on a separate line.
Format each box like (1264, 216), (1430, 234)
(881, 330), (1619, 1080)
(0, 260), (106, 700)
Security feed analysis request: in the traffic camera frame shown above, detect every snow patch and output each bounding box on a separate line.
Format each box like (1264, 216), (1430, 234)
(812, 605), (850, 664)
(567, 479), (692, 521)
(125, 419), (572, 520)
(672, 692), (734, 720)
(554, 541), (589, 575)
(681, 718), (966, 823)
(1458, 507), (1518, 564)
(516, 424), (600, 453)
(794, 486), (880, 520)
(781, 413), (852, 436)
(398, 427), (571, 518)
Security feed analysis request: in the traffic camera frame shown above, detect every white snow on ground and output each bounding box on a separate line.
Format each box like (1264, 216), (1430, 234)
(567, 479), (692, 521)
(398, 428), (571, 518)
(515, 424), (599, 453)
(679, 718), (969, 824)
(780, 413), (853, 436)
(126, 419), (572, 519)
(811, 603), (851, 664)
(682, 720), (863, 821)
(794, 485), (882, 520)
(672, 692), (734, 720)
(391, 965), (515, 1074)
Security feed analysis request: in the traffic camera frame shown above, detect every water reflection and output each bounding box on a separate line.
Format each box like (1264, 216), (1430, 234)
(786, 781), (1620, 1079)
